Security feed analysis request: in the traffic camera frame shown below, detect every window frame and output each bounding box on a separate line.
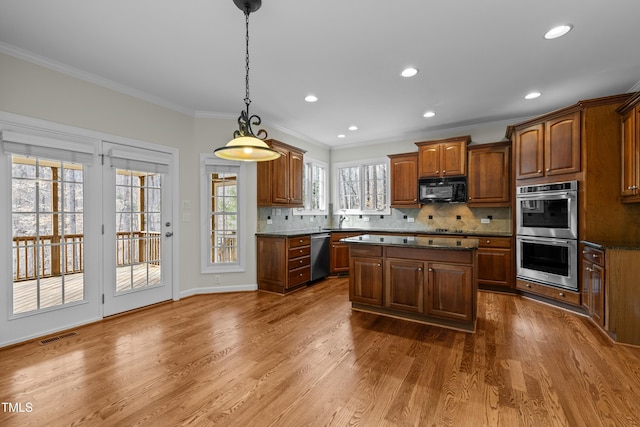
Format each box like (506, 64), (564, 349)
(200, 154), (246, 274)
(332, 157), (391, 215)
(297, 157), (329, 216)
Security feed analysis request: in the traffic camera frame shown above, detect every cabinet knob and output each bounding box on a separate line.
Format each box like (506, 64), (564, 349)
(546, 168), (550, 172)
(486, 240), (490, 244)
(418, 268), (422, 271)
(469, 197), (472, 200)
(559, 292), (565, 297)
(435, 170), (439, 174)
(526, 283), (531, 288)
(377, 263), (381, 267)
(299, 239), (303, 243)
(299, 273), (303, 277)
(537, 170), (542, 173)
(428, 268), (433, 272)
(443, 170), (446, 174)
(300, 260), (303, 264)
(592, 254), (599, 258)
(414, 198), (417, 202)
(585, 267), (593, 272)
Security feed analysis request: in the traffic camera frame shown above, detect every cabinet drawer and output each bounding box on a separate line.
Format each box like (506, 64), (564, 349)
(350, 245), (383, 258)
(288, 255), (310, 270)
(289, 266), (310, 287)
(516, 279), (580, 305)
(477, 237), (511, 249)
(288, 245), (310, 259)
(289, 236), (311, 248)
(582, 246), (604, 266)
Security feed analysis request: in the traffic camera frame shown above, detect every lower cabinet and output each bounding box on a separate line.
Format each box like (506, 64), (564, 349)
(476, 237), (513, 290)
(330, 232), (363, 274)
(257, 235), (310, 294)
(582, 244), (606, 328)
(349, 244), (477, 331)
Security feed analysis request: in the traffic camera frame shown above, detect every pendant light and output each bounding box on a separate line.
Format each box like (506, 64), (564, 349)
(214, 0), (281, 162)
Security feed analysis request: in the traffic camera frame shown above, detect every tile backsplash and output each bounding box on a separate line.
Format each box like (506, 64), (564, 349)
(257, 204), (511, 234)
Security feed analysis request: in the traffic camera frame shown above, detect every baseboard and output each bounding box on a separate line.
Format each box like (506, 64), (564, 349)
(179, 284), (258, 299)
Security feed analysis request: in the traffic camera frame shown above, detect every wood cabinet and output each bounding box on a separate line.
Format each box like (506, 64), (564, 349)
(425, 262), (474, 322)
(515, 279), (581, 306)
(514, 111), (581, 181)
(415, 135), (471, 178)
(476, 237), (513, 290)
(330, 231), (362, 274)
(467, 142), (511, 206)
(388, 152), (419, 208)
(257, 235), (310, 293)
(581, 244), (605, 328)
(257, 139), (306, 207)
(349, 245), (383, 306)
(348, 242), (477, 331)
(617, 93), (640, 202)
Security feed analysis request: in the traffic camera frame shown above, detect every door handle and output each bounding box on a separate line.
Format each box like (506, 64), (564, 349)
(165, 232), (173, 237)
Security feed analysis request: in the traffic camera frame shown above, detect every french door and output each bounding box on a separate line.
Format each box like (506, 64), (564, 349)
(102, 142), (174, 316)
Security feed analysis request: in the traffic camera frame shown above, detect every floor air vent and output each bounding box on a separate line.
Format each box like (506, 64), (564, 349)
(39, 332), (78, 345)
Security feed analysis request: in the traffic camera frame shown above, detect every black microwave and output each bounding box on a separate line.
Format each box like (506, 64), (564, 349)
(418, 177), (467, 203)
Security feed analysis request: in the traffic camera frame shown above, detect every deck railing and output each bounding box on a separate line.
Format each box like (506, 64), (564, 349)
(12, 231), (161, 281)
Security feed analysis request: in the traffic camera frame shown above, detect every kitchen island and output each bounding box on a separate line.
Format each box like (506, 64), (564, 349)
(342, 234), (479, 332)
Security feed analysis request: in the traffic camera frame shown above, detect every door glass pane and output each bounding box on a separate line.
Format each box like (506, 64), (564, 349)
(115, 169), (162, 293)
(11, 155), (85, 315)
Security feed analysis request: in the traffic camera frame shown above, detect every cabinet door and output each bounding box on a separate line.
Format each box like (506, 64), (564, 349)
(271, 146), (290, 204)
(441, 141), (466, 176)
(590, 263), (605, 328)
(385, 259), (424, 313)
(418, 144), (440, 177)
(477, 248), (512, 288)
(330, 242), (351, 273)
(349, 257), (383, 306)
(467, 144), (511, 205)
(389, 153), (419, 207)
(582, 259), (592, 311)
(621, 109), (637, 198)
(289, 150), (305, 206)
(545, 112), (581, 177)
(425, 263), (473, 322)
(515, 124), (545, 180)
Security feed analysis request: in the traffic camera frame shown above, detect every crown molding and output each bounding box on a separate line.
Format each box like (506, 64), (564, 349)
(629, 79), (640, 93)
(0, 42), (195, 117)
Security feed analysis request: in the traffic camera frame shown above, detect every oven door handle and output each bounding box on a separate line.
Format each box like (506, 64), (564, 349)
(518, 237), (572, 245)
(517, 191), (573, 200)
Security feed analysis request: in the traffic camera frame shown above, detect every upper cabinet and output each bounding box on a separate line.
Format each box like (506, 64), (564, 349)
(617, 93), (640, 203)
(415, 135), (471, 178)
(257, 139), (306, 207)
(388, 152), (419, 208)
(467, 141), (511, 206)
(514, 111), (581, 181)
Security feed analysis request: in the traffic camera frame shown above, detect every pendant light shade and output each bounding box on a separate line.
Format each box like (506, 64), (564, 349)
(214, 0), (280, 162)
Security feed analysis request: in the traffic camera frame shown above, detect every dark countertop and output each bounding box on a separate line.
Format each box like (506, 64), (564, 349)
(581, 240), (640, 250)
(342, 234), (479, 250)
(257, 228), (511, 238)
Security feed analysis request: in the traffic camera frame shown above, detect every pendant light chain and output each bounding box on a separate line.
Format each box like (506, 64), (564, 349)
(244, 8), (251, 110)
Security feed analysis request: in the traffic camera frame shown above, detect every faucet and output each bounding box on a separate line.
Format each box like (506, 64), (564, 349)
(339, 215), (347, 230)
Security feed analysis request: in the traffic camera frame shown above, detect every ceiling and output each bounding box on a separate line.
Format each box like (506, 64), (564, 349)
(1, 0), (639, 148)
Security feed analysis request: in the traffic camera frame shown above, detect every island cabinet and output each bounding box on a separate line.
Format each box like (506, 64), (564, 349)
(257, 139), (306, 207)
(330, 231), (363, 274)
(388, 152), (419, 208)
(415, 135), (471, 178)
(617, 92), (640, 202)
(514, 111), (581, 182)
(257, 234), (310, 294)
(346, 236), (478, 332)
(467, 142), (511, 207)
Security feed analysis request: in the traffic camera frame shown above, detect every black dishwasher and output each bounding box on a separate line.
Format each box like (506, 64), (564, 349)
(310, 233), (330, 282)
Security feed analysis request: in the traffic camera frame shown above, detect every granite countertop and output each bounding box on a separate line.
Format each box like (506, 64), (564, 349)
(581, 240), (640, 250)
(341, 234), (479, 250)
(257, 228), (511, 238)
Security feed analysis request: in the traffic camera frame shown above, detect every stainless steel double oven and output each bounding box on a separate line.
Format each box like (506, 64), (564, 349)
(516, 181), (579, 291)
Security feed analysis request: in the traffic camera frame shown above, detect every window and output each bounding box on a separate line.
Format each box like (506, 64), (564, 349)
(200, 155), (246, 273)
(333, 158), (390, 215)
(299, 158), (328, 215)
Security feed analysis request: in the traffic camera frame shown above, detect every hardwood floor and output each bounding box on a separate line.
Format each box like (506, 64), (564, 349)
(1, 277), (639, 426)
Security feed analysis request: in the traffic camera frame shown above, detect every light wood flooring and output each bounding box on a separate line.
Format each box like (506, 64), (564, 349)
(1, 277), (639, 426)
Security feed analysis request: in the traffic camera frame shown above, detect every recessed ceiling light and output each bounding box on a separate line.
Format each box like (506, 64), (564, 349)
(304, 95), (318, 103)
(423, 111), (436, 118)
(348, 125), (358, 131)
(401, 67), (418, 78)
(337, 134), (346, 138)
(544, 24), (573, 40)
(525, 92), (542, 100)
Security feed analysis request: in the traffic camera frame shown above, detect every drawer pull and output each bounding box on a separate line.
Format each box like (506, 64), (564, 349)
(526, 283), (531, 288)
(592, 254), (599, 258)
(299, 239), (303, 243)
(559, 292), (565, 297)
(486, 240), (490, 244)
(299, 249), (303, 253)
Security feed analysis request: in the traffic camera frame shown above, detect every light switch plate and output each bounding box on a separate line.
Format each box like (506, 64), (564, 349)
(182, 200), (191, 209)
(481, 218), (491, 224)
(182, 213), (191, 222)
(407, 217), (415, 223)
